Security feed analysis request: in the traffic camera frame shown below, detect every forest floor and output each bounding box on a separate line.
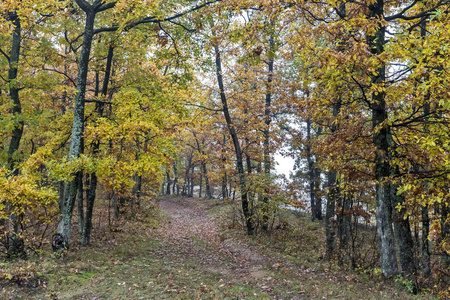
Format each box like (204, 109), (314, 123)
(0, 195), (441, 299)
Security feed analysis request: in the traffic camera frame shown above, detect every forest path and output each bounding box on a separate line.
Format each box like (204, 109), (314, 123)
(150, 196), (428, 300)
(155, 196), (270, 285)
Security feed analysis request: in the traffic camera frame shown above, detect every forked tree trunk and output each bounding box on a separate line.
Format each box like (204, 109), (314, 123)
(56, 6), (96, 249)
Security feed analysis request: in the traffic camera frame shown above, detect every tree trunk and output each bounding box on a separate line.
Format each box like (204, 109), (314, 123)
(313, 126), (323, 221)
(81, 172), (96, 245)
(81, 39), (114, 245)
(420, 19), (431, 278)
(203, 162), (212, 199)
(369, 2), (416, 282)
(56, 6), (96, 249)
(314, 167), (323, 220)
(262, 34), (274, 232)
(326, 169), (338, 260)
(338, 194), (351, 263)
(215, 44), (253, 235)
(130, 174), (141, 219)
(221, 134), (228, 200)
(369, 0), (398, 277)
(113, 194), (119, 219)
(166, 171), (171, 195)
(199, 169), (203, 198)
(325, 1), (345, 261)
(306, 119), (316, 222)
(189, 166), (195, 197)
(6, 13), (25, 259)
(77, 172), (84, 233)
(442, 203), (450, 268)
(172, 162), (178, 195)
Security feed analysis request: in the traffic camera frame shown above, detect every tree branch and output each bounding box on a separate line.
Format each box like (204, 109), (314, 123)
(93, 0), (221, 35)
(0, 47), (10, 62)
(75, 0), (91, 13)
(385, 1), (450, 21)
(85, 98), (114, 105)
(96, 1), (117, 13)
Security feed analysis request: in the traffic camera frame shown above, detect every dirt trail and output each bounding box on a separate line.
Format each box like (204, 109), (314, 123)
(154, 196), (268, 281)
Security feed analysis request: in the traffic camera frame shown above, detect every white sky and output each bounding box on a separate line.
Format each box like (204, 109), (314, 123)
(274, 152), (295, 179)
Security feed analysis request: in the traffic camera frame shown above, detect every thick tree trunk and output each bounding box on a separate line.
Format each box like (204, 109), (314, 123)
(215, 45), (253, 235)
(56, 7), (96, 249)
(369, 2), (415, 282)
(369, 0), (398, 277)
(6, 14), (25, 258)
(6, 15), (23, 173)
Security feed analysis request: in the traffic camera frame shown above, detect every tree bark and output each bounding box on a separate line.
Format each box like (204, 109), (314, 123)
(82, 44), (113, 245)
(261, 34), (274, 232)
(369, 1), (416, 281)
(221, 134), (228, 200)
(325, 2), (345, 260)
(369, 0), (398, 277)
(204, 163), (212, 199)
(172, 162), (178, 195)
(214, 45), (253, 235)
(442, 203), (450, 268)
(5, 13), (25, 258)
(166, 170), (171, 195)
(326, 169), (338, 260)
(56, 4), (96, 249)
(420, 19), (431, 277)
(77, 172), (84, 234)
(306, 119), (316, 222)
